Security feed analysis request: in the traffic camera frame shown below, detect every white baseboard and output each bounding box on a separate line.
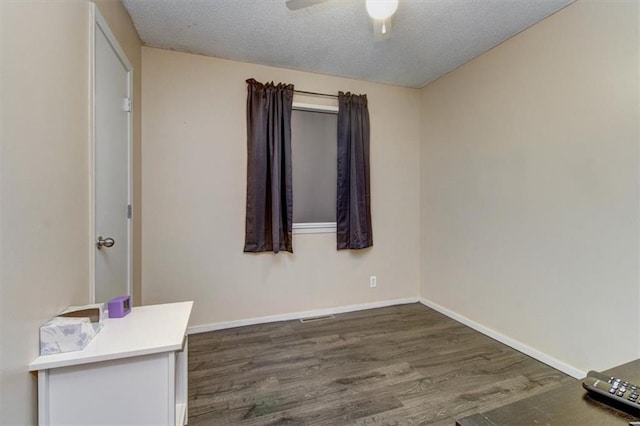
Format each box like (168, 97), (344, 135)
(187, 297), (420, 335)
(419, 297), (585, 379)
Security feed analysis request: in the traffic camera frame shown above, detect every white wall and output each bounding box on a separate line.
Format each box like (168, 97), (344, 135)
(420, 0), (640, 374)
(1, 1), (91, 423)
(141, 48), (421, 327)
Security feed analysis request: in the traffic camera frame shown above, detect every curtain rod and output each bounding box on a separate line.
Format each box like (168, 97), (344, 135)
(294, 89), (338, 98)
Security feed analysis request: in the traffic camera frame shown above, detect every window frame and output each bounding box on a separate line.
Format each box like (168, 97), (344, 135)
(291, 102), (339, 235)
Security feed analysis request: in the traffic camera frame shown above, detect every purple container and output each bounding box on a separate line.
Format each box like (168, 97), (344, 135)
(108, 295), (131, 318)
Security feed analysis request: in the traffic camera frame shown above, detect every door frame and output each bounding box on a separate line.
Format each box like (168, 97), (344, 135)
(89, 4), (134, 305)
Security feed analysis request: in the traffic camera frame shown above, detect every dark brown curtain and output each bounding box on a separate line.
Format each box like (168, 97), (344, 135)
(243, 78), (294, 253)
(336, 92), (373, 250)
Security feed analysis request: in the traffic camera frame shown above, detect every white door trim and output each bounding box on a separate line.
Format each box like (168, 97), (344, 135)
(89, 4), (134, 305)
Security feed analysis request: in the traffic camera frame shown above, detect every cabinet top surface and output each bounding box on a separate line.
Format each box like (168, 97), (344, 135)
(456, 359), (640, 425)
(29, 301), (194, 371)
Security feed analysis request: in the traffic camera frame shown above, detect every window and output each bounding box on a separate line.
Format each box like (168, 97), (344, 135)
(291, 103), (338, 234)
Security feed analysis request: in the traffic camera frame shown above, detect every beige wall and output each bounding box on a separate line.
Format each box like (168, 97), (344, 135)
(1, 1), (92, 423)
(1, 1), (141, 422)
(94, 0), (143, 305)
(141, 48), (421, 326)
(420, 0), (640, 373)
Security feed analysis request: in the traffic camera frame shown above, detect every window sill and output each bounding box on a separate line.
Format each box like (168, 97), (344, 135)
(293, 222), (336, 234)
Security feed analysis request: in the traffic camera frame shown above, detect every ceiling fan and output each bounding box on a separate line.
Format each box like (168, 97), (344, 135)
(285, 0), (399, 41)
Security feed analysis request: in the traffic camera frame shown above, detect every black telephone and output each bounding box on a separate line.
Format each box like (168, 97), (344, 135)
(582, 370), (640, 416)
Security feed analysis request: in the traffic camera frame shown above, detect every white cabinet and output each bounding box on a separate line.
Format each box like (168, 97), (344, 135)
(29, 302), (193, 426)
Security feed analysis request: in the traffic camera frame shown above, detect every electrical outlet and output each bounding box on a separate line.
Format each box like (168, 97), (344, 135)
(370, 276), (377, 288)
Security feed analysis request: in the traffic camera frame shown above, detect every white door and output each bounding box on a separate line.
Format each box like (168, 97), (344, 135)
(94, 9), (132, 305)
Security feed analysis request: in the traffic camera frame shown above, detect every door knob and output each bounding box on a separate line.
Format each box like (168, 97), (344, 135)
(96, 236), (115, 249)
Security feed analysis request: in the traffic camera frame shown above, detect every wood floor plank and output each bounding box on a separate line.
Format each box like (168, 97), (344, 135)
(188, 303), (574, 425)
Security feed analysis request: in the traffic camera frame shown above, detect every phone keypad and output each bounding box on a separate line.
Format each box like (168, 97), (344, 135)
(607, 377), (640, 404)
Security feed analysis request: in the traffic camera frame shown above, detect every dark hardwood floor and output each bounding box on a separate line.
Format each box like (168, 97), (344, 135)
(188, 303), (574, 425)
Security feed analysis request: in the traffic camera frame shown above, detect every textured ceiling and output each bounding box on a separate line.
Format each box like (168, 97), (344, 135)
(122, 0), (574, 88)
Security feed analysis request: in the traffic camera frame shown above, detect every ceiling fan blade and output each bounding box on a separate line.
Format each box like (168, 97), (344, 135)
(286, 0), (329, 11)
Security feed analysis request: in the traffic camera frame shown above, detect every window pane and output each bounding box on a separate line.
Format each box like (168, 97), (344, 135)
(291, 109), (337, 223)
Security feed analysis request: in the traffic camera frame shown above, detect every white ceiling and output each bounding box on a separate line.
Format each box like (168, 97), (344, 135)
(122, 0), (574, 88)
